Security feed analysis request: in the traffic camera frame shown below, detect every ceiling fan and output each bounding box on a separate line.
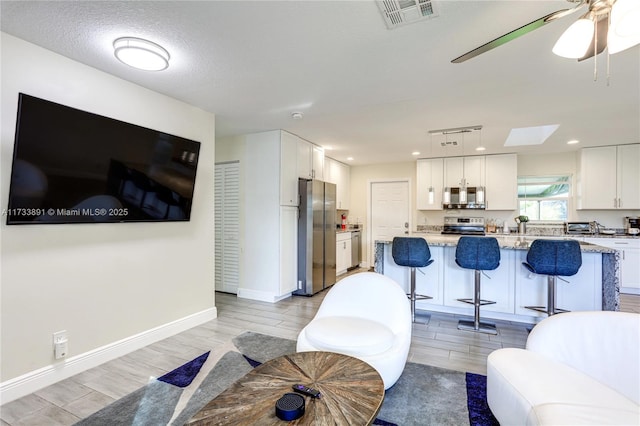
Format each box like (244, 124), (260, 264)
(452, 0), (640, 63)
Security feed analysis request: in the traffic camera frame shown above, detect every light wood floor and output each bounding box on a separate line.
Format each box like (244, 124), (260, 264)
(2, 274), (639, 426)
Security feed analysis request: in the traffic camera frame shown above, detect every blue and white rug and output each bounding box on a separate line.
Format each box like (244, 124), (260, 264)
(75, 331), (497, 425)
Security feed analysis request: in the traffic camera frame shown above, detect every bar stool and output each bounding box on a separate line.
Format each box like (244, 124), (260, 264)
(455, 236), (500, 334)
(392, 237), (434, 323)
(523, 239), (582, 316)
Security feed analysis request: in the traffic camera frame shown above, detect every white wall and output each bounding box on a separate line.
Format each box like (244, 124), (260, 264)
(0, 34), (216, 399)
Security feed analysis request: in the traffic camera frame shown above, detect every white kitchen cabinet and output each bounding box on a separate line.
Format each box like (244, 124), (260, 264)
(577, 144), (640, 209)
(443, 247), (515, 314)
(444, 156), (485, 188)
(416, 158), (444, 210)
(297, 138), (324, 180)
(280, 131), (299, 206)
(584, 238), (640, 295)
(313, 145), (325, 181)
(280, 206), (299, 295)
(325, 157), (351, 210)
(336, 232), (352, 275)
(484, 154), (518, 210)
(616, 144), (640, 209)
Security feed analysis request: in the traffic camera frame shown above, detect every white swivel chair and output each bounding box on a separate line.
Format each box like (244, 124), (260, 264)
(296, 272), (411, 389)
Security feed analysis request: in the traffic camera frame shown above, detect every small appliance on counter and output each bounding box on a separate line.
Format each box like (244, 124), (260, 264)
(625, 217), (640, 235)
(441, 216), (485, 235)
(565, 222), (595, 235)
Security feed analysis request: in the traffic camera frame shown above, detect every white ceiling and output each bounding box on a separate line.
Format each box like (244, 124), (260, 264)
(1, 0), (639, 165)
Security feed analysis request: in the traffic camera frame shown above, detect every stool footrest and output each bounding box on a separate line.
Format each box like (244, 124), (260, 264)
(456, 298), (496, 306)
(524, 305), (569, 315)
(457, 319), (498, 335)
(407, 294), (433, 301)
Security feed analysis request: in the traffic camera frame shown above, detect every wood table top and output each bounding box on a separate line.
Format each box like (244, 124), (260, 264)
(186, 351), (385, 426)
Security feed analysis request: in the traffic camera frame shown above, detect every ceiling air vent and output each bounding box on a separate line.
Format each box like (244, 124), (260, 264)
(377, 0), (438, 29)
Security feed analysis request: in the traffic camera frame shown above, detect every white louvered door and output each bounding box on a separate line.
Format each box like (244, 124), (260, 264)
(215, 162), (240, 294)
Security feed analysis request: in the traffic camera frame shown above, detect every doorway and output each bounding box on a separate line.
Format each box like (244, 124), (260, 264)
(369, 180), (410, 267)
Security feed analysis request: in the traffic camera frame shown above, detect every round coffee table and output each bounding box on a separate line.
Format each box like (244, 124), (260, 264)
(186, 351), (385, 425)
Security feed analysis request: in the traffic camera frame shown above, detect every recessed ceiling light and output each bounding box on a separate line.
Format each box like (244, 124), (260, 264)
(291, 112), (303, 120)
(113, 37), (170, 71)
(475, 146), (486, 151)
(347, 157), (354, 161)
(412, 151), (420, 156)
(567, 139), (580, 145)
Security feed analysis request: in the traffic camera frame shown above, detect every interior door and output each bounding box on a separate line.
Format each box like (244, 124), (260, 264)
(370, 181), (409, 266)
(215, 162), (240, 294)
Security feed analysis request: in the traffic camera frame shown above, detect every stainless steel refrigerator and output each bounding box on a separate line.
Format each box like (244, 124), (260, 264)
(295, 179), (336, 296)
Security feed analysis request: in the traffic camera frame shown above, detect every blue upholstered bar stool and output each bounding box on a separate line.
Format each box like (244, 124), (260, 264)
(455, 236), (501, 334)
(523, 239), (582, 316)
(392, 237), (434, 323)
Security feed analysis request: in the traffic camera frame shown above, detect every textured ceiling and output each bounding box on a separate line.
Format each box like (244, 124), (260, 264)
(1, 0), (639, 165)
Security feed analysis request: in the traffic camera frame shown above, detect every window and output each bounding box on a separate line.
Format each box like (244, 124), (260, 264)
(518, 175), (570, 221)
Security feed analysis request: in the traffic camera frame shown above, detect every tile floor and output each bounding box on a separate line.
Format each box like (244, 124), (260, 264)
(2, 271), (639, 425)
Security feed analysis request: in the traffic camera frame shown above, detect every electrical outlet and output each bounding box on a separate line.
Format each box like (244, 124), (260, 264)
(53, 330), (67, 344)
(53, 330), (68, 359)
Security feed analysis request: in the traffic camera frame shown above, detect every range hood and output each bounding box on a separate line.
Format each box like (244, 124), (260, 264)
(443, 186), (485, 209)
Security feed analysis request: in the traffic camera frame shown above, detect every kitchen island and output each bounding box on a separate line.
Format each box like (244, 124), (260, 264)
(374, 234), (618, 325)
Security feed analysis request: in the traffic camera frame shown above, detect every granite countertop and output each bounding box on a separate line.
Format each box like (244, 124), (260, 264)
(376, 233), (616, 253)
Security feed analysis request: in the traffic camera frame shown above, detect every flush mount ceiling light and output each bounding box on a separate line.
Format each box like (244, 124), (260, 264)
(113, 37), (170, 71)
(291, 112), (303, 120)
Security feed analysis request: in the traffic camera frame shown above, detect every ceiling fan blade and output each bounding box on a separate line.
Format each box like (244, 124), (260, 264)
(451, 4), (585, 64)
(578, 16), (608, 61)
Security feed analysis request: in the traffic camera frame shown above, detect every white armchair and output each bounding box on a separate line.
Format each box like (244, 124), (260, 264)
(296, 272), (411, 389)
(487, 311), (640, 425)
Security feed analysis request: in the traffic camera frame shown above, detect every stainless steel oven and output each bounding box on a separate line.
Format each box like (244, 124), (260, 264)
(441, 217), (485, 235)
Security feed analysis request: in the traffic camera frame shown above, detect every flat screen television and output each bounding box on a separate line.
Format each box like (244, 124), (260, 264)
(6, 93), (201, 224)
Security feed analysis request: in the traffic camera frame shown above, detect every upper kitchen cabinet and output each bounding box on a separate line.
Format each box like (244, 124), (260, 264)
(280, 131), (299, 206)
(484, 154), (517, 210)
(416, 158), (444, 210)
(297, 138), (324, 180)
(577, 144), (640, 209)
(324, 157), (351, 210)
(444, 156), (485, 188)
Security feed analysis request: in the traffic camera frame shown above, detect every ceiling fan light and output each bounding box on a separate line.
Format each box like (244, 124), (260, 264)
(552, 18), (595, 59)
(608, 0), (640, 54)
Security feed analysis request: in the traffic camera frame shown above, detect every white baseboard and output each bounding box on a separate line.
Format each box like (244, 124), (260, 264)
(0, 307), (217, 404)
(237, 288), (289, 303)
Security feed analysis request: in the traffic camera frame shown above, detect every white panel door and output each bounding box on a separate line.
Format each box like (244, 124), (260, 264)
(215, 162), (240, 294)
(370, 181), (409, 265)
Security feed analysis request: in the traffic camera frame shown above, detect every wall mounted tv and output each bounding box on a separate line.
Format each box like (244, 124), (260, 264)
(6, 93), (201, 224)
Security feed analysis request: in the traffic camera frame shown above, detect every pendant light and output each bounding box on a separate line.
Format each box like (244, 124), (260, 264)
(459, 178), (467, 204)
(477, 186), (485, 204)
(443, 187), (451, 204)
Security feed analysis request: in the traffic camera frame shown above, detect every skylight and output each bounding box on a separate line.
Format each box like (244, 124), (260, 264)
(504, 124), (560, 147)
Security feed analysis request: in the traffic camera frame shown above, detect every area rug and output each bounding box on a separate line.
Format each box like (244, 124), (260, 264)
(75, 332), (497, 425)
